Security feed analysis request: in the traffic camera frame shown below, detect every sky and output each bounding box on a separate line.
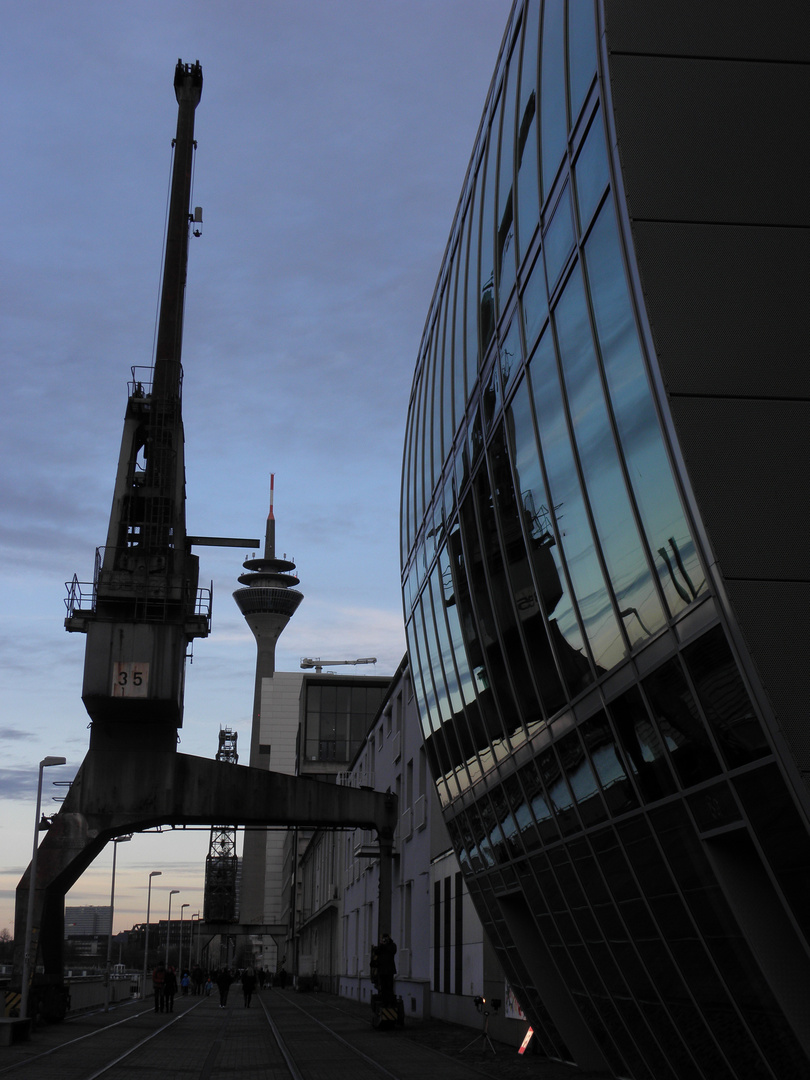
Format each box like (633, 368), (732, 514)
(0, 1), (512, 939)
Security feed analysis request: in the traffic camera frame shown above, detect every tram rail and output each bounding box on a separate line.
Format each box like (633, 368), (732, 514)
(0, 989), (491, 1080)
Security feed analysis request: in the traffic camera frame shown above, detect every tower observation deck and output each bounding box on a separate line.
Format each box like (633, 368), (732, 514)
(233, 476), (303, 672)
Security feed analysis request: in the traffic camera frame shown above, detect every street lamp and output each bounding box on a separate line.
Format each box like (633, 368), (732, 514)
(190, 913), (199, 974)
(165, 890), (179, 969)
(179, 904), (189, 971)
(104, 834), (132, 1011)
(20, 756), (67, 1022)
(142, 871), (162, 998)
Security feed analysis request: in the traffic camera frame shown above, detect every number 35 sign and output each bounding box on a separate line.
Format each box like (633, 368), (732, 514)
(112, 662), (150, 697)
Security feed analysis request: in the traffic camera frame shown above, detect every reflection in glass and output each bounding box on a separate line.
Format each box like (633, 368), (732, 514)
(609, 686), (677, 802)
(557, 730), (608, 827)
(573, 110), (609, 235)
(555, 264), (666, 650)
(683, 626), (769, 768)
(466, 171), (482, 381)
(521, 253), (548, 356)
(567, 0), (597, 125)
(507, 375), (593, 698)
(500, 315), (522, 391)
(580, 711), (638, 816)
(643, 659), (722, 788)
(529, 329), (623, 672)
(490, 420), (567, 718)
(584, 199), (703, 617)
(496, 43), (518, 314)
(516, 0), (540, 263)
(540, 0), (566, 200)
(479, 110), (499, 360)
(543, 182), (576, 292)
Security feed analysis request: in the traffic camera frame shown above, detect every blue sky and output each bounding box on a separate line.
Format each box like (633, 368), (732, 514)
(0, 1), (511, 936)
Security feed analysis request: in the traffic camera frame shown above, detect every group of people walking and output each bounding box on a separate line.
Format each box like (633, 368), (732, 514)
(151, 962), (268, 1011)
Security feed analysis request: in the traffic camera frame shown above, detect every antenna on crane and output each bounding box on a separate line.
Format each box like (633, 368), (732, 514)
(300, 656), (377, 675)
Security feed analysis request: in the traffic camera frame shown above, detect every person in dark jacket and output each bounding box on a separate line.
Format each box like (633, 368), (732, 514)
(164, 966), (178, 1012)
(216, 968), (232, 1008)
(241, 966), (256, 1008)
(376, 933), (397, 998)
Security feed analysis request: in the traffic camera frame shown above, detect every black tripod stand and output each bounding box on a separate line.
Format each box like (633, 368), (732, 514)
(460, 995), (501, 1055)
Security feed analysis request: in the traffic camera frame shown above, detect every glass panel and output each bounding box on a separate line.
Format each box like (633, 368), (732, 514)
(479, 114), (500, 360)
(401, 398), (415, 561)
(643, 659), (722, 787)
(482, 360), (502, 436)
(529, 328), (623, 673)
(573, 109), (609, 235)
(439, 283), (453, 471)
(429, 317), (443, 498)
(482, 428), (543, 732)
(516, 0), (541, 262)
(540, 0), (567, 200)
(543, 182), (576, 291)
(465, 171), (482, 382)
(558, 730), (607, 826)
(454, 211), (470, 425)
(682, 625), (770, 768)
(507, 371), (591, 695)
(508, 371), (593, 694)
(555, 264), (666, 649)
(492, 415), (567, 719)
(521, 252), (548, 355)
(609, 685), (677, 802)
(411, 368), (425, 544)
(584, 199), (704, 617)
(568, 0), (598, 125)
(496, 42), (519, 314)
(459, 482), (521, 754)
(580, 710), (639, 816)
(500, 314), (522, 392)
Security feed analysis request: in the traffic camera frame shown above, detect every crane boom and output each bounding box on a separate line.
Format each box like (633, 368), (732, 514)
(300, 656), (377, 673)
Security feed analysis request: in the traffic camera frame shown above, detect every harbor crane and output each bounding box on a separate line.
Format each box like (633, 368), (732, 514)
(300, 656), (377, 674)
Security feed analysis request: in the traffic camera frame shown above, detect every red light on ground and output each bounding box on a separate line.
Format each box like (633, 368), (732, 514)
(518, 1027), (534, 1055)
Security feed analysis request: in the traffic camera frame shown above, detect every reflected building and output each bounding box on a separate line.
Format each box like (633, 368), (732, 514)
(401, 3), (810, 1078)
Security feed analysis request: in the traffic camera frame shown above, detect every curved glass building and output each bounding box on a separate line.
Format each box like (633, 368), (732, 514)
(401, 3), (810, 1077)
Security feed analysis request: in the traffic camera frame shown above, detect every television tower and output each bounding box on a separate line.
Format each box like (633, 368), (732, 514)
(233, 476), (303, 957)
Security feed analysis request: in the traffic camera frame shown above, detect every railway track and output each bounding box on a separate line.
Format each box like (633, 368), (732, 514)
(0, 990), (486, 1080)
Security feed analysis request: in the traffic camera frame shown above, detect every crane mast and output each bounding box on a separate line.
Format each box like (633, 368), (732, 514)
(66, 60), (207, 751)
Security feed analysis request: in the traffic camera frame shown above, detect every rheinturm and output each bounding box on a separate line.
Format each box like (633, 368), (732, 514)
(233, 477), (303, 958)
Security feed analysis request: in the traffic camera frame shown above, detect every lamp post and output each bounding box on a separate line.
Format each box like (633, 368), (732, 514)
(165, 890), (179, 969)
(20, 756), (66, 1022)
(179, 904), (189, 971)
(190, 913), (199, 975)
(142, 871), (162, 998)
(104, 834), (132, 1011)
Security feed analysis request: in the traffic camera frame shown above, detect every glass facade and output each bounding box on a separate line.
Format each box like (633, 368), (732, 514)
(401, 3), (810, 1078)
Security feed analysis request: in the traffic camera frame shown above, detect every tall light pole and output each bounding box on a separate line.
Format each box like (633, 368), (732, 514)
(142, 871), (162, 997)
(104, 834), (132, 1011)
(179, 904), (189, 971)
(20, 756), (66, 1022)
(165, 890), (179, 969)
(190, 913), (199, 974)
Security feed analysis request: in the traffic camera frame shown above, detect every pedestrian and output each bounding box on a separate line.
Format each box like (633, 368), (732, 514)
(152, 961), (166, 1013)
(164, 965), (178, 1013)
(375, 932), (397, 999)
(181, 970), (191, 996)
(241, 966), (256, 1008)
(216, 968), (232, 1008)
(204, 974), (213, 997)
